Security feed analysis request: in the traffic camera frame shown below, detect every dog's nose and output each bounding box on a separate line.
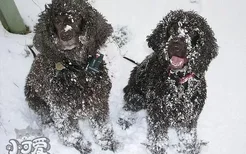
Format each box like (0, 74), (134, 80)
(167, 37), (187, 58)
(60, 30), (73, 41)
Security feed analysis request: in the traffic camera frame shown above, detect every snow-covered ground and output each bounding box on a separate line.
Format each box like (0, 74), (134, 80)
(0, 0), (246, 154)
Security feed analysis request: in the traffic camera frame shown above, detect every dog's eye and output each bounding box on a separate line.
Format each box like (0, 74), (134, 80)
(191, 33), (200, 47)
(79, 18), (86, 30)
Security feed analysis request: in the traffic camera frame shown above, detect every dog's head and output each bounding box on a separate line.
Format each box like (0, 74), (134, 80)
(34, 0), (113, 63)
(147, 10), (218, 74)
(50, 0), (86, 51)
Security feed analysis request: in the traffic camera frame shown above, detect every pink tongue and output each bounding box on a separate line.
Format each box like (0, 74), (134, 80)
(170, 56), (186, 69)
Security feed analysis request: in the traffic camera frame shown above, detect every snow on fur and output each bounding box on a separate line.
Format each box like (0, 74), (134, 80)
(1, 0), (246, 154)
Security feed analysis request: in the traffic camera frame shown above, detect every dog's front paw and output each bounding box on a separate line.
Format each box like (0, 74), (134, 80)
(74, 140), (92, 154)
(145, 144), (167, 154)
(101, 139), (121, 152)
(143, 139), (168, 154)
(174, 140), (208, 154)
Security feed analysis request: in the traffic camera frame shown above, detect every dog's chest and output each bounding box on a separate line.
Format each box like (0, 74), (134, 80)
(44, 68), (111, 117)
(50, 69), (107, 95)
(161, 78), (201, 122)
(46, 65), (108, 98)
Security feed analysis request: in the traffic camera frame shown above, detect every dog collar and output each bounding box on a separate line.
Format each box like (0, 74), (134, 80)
(168, 69), (198, 84)
(179, 73), (196, 84)
(54, 53), (104, 74)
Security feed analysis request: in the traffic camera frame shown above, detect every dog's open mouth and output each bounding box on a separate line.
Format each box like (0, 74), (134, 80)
(170, 56), (187, 70)
(167, 37), (188, 70)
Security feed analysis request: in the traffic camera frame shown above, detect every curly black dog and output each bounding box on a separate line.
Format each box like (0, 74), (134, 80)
(25, 0), (118, 153)
(121, 10), (218, 154)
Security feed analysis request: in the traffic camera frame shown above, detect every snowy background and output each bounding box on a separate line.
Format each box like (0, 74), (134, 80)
(1, 0), (246, 154)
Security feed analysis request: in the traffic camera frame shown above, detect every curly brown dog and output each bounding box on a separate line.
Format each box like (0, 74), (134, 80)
(122, 10), (218, 154)
(25, 0), (118, 153)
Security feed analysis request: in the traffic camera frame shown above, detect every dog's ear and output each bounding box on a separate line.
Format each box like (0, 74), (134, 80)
(82, 4), (113, 56)
(146, 20), (169, 53)
(93, 12), (113, 48)
(200, 30), (218, 63)
(146, 10), (178, 53)
(190, 12), (218, 73)
(196, 13), (218, 60)
(202, 26), (218, 60)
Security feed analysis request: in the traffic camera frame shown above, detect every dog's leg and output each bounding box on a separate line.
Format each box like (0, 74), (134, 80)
(146, 115), (169, 154)
(25, 87), (53, 125)
(50, 106), (92, 154)
(118, 85), (147, 129)
(89, 112), (119, 152)
(28, 97), (53, 125)
(123, 85), (147, 112)
(176, 127), (201, 154)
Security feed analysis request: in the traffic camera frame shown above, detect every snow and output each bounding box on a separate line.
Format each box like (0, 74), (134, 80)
(1, 0), (246, 154)
(64, 25), (72, 32)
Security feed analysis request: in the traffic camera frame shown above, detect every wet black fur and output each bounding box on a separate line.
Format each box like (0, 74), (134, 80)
(25, 0), (117, 153)
(123, 10), (218, 154)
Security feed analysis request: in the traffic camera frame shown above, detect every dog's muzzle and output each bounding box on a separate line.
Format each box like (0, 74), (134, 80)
(167, 37), (188, 70)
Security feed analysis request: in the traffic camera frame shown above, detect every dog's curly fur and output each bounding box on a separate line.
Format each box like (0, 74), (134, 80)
(122, 10), (218, 154)
(25, 0), (117, 153)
